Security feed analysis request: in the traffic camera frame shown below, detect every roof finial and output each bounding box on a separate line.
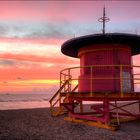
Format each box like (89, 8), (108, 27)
(98, 5), (110, 34)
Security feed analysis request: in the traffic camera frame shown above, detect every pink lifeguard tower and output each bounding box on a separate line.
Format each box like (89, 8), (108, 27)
(50, 7), (140, 130)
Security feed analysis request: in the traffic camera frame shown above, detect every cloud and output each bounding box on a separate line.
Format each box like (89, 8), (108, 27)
(0, 59), (34, 69)
(0, 19), (140, 41)
(0, 1), (102, 21)
(0, 53), (78, 64)
(0, 52), (79, 83)
(0, 24), (9, 36)
(0, 59), (15, 66)
(16, 77), (24, 80)
(0, 21), (68, 39)
(0, 1), (140, 37)
(27, 21), (72, 39)
(0, 21), (99, 40)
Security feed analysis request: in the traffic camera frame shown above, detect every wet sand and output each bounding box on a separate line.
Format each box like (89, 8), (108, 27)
(0, 107), (140, 140)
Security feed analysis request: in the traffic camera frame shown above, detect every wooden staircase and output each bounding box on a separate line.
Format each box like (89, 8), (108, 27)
(49, 79), (78, 117)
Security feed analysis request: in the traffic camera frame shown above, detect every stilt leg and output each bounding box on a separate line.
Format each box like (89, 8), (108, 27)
(80, 101), (83, 113)
(104, 99), (110, 124)
(139, 100), (140, 114)
(115, 101), (120, 125)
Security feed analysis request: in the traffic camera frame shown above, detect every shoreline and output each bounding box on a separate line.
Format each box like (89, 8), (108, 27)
(0, 100), (51, 110)
(0, 100), (136, 111)
(0, 107), (140, 140)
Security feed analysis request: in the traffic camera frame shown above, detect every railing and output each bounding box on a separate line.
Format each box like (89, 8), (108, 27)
(50, 65), (140, 116)
(49, 77), (78, 116)
(60, 65), (140, 96)
(49, 79), (70, 116)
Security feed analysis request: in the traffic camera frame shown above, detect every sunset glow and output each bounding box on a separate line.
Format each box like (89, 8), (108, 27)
(0, 1), (140, 94)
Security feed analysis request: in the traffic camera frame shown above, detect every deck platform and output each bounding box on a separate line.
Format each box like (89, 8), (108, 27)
(60, 92), (140, 101)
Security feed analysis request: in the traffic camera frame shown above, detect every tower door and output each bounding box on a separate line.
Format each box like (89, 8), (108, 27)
(113, 48), (132, 92)
(113, 49), (120, 92)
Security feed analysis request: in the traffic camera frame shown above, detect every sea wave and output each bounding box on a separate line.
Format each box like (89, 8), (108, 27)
(0, 99), (49, 102)
(0, 93), (52, 102)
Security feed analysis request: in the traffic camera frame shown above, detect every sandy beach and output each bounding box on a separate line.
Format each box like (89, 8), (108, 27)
(0, 107), (140, 140)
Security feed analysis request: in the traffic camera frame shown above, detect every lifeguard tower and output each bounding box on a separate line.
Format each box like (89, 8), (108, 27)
(50, 7), (140, 130)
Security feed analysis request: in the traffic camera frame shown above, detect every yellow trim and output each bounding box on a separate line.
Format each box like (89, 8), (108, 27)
(90, 66), (93, 96)
(111, 117), (138, 124)
(64, 117), (119, 131)
(78, 47), (131, 57)
(120, 65), (123, 97)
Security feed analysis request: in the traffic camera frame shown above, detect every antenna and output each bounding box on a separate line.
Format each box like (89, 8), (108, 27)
(98, 6), (110, 34)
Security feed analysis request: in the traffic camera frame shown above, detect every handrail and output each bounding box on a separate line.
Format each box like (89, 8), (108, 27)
(49, 64), (140, 117)
(49, 79), (71, 116)
(50, 64), (140, 117)
(60, 64), (133, 74)
(52, 98), (60, 108)
(60, 65), (140, 95)
(61, 65), (140, 74)
(49, 79), (70, 103)
(71, 84), (78, 92)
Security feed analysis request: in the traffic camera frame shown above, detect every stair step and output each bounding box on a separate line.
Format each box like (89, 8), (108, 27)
(61, 102), (79, 108)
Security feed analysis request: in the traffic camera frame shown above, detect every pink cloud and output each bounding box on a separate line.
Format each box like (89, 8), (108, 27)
(0, 53), (78, 64)
(0, 1), (139, 26)
(0, 1), (140, 94)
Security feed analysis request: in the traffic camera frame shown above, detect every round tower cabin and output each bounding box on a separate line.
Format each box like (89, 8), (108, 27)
(50, 7), (140, 130)
(61, 33), (140, 93)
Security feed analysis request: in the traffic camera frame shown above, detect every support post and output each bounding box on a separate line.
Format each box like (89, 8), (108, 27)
(115, 101), (120, 125)
(139, 100), (140, 114)
(90, 66), (93, 96)
(80, 101), (83, 113)
(104, 99), (110, 124)
(120, 65), (123, 97)
(68, 68), (71, 92)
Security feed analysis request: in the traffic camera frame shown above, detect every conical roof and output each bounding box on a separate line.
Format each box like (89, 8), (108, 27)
(61, 33), (140, 58)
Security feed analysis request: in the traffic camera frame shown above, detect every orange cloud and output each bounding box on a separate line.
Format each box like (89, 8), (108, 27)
(0, 79), (60, 94)
(0, 53), (78, 64)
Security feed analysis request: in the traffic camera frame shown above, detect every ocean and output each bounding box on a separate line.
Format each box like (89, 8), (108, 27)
(0, 93), (136, 111)
(0, 93), (53, 110)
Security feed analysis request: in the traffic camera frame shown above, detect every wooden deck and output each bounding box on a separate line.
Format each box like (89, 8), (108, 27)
(60, 92), (140, 101)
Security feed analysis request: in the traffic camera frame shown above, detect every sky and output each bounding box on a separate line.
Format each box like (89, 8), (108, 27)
(0, 1), (140, 94)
